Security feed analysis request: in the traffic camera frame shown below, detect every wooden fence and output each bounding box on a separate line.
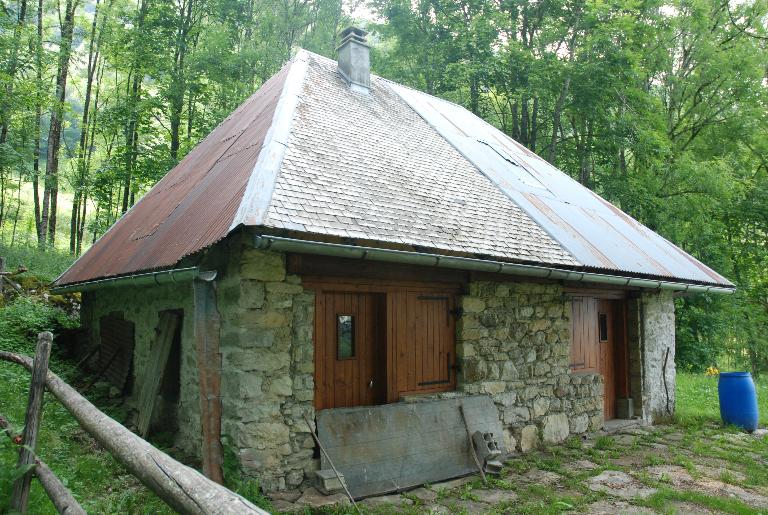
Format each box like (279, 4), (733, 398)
(1, 332), (270, 515)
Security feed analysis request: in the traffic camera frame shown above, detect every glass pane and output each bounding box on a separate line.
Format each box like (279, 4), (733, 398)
(337, 315), (355, 359)
(599, 313), (608, 341)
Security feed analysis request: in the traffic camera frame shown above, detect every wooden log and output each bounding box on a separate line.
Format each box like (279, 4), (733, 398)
(193, 279), (224, 484)
(34, 458), (87, 515)
(136, 311), (181, 437)
(12, 331), (53, 513)
(0, 350), (268, 515)
(1, 414), (86, 515)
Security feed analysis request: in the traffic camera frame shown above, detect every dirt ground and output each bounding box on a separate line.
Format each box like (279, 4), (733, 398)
(270, 422), (768, 514)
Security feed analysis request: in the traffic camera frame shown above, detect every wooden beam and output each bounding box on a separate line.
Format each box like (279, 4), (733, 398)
(0, 351), (268, 514)
(193, 278), (224, 484)
(288, 253), (469, 286)
(136, 311), (181, 437)
(12, 332), (52, 513)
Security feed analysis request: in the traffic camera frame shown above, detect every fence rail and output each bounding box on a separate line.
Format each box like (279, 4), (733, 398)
(1, 333), (270, 515)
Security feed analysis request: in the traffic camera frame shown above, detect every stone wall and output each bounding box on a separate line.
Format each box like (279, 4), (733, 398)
(81, 239), (677, 492)
(80, 281), (201, 456)
(216, 238), (316, 492)
(456, 281), (603, 453)
(627, 290), (676, 422)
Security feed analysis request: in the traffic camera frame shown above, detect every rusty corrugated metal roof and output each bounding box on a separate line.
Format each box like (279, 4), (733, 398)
(55, 57), (294, 286)
(56, 50), (733, 289)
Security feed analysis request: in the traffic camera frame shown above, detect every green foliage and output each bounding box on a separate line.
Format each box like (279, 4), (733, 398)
(0, 244), (75, 284)
(370, 0), (768, 374)
(0, 296), (78, 354)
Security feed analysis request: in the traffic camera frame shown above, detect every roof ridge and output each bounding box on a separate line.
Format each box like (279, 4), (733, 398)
(229, 51), (311, 230)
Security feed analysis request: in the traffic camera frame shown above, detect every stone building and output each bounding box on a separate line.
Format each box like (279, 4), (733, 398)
(54, 28), (733, 497)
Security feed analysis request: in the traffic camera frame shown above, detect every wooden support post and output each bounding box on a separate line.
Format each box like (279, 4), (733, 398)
(136, 311), (181, 437)
(193, 277), (224, 484)
(11, 331), (53, 513)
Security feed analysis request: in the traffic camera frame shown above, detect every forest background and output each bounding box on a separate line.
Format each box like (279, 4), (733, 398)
(0, 0), (766, 373)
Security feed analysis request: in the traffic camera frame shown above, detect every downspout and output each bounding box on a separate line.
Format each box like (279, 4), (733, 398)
(51, 267), (217, 294)
(252, 235), (735, 294)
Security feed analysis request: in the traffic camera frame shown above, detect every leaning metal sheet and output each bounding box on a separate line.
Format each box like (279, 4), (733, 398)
(316, 395), (505, 499)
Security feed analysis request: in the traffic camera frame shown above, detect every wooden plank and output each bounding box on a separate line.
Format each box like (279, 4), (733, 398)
(317, 395), (505, 498)
(136, 311), (181, 437)
(193, 279), (224, 484)
(11, 332), (52, 513)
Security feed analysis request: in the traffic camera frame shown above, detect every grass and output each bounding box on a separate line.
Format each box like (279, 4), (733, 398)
(676, 372), (768, 428)
(0, 243), (75, 284)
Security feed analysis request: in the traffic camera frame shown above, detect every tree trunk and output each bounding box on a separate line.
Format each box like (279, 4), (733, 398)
(169, 0), (193, 161)
(548, 76), (570, 164)
(520, 97), (529, 147)
(511, 101), (519, 140)
(123, 72), (140, 214)
(42, 0), (79, 248)
(70, 0), (101, 254)
(530, 96), (538, 151)
(0, 0), (28, 148)
(32, 0), (43, 244)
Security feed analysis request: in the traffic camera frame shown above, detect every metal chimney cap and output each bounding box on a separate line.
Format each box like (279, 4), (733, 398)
(338, 26), (369, 45)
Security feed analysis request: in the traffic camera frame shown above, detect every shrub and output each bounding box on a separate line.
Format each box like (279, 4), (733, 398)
(0, 296), (78, 354)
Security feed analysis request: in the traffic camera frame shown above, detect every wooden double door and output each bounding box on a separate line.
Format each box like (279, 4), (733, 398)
(570, 297), (628, 420)
(313, 285), (458, 411)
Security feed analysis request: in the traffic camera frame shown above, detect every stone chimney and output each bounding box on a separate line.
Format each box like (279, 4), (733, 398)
(336, 27), (370, 93)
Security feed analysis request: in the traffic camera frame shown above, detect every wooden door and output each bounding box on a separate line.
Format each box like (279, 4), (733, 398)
(315, 292), (386, 410)
(598, 300), (616, 420)
(571, 297), (627, 421)
(393, 292), (457, 398)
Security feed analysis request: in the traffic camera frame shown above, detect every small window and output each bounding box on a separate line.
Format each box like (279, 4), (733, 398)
(599, 313), (608, 341)
(337, 315), (355, 359)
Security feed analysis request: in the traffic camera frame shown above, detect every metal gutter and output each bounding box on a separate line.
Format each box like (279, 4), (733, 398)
(253, 235), (735, 295)
(51, 267), (217, 294)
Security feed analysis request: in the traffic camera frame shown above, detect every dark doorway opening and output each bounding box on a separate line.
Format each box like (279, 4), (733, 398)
(151, 310), (183, 438)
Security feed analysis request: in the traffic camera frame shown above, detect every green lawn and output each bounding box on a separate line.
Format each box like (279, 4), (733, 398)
(676, 372), (767, 428)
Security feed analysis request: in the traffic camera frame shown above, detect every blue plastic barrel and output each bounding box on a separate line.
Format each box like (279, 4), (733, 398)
(718, 372), (759, 432)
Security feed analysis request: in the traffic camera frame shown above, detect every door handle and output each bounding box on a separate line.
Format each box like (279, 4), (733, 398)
(369, 379), (374, 390)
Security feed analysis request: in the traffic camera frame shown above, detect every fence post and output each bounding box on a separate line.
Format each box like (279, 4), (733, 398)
(11, 331), (53, 513)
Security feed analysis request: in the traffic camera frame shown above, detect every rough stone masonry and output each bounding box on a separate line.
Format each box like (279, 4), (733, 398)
(456, 281), (604, 453)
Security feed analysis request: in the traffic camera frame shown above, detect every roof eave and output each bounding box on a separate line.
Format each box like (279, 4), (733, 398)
(251, 233), (736, 294)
